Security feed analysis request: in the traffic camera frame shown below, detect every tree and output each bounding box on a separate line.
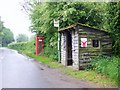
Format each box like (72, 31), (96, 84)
(30, 35), (35, 41)
(16, 34), (29, 42)
(105, 2), (120, 55)
(0, 16), (14, 47)
(22, 1), (119, 58)
(2, 28), (14, 47)
(0, 16), (4, 46)
(0, 16), (4, 35)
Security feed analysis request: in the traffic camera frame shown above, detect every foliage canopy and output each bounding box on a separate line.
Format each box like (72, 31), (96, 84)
(16, 34), (29, 42)
(22, 1), (120, 57)
(0, 17), (14, 47)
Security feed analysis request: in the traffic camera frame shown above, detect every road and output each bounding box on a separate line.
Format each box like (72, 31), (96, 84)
(0, 48), (105, 88)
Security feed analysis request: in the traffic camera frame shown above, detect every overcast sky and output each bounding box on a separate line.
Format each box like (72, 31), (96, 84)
(0, 0), (34, 38)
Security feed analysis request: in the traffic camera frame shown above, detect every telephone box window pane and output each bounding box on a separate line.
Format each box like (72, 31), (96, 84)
(93, 40), (99, 47)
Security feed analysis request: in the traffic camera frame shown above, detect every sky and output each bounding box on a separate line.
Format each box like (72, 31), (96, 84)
(0, 0), (34, 38)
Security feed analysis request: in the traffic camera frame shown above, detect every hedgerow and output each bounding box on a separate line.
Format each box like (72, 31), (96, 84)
(8, 41), (58, 60)
(8, 41), (35, 54)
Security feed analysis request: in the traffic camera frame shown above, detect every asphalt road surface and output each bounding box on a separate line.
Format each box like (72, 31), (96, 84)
(0, 48), (106, 88)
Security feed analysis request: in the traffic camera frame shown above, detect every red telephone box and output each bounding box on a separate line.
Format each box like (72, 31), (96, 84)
(36, 36), (44, 55)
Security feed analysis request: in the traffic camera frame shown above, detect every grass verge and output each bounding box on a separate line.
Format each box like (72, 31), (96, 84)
(20, 50), (64, 69)
(20, 50), (117, 87)
(62, 68), (117, 87)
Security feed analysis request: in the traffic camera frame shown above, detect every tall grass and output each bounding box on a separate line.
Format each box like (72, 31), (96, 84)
(91, 55), (119, 86)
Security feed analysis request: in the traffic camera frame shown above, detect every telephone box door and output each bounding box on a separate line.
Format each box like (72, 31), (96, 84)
(36, 36), (44, 55)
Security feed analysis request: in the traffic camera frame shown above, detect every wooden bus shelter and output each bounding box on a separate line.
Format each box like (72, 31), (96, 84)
(59, 23), (112, 70)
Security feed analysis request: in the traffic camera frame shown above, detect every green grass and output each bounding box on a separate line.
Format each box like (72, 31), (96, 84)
(62, 68), (117, 86)
(21, 50), (64, 69)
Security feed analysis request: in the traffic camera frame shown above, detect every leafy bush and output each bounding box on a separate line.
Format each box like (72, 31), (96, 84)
(44, 46), (58, 60)
(91, 55), (119, 85)
(8, 41), (35, 54)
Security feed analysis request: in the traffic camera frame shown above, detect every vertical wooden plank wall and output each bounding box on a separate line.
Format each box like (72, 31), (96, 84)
(61, 32), (67, 66)
(72, 29), (79, 69)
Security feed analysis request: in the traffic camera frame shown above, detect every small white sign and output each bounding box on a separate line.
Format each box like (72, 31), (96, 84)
(39, 40), (42, 42)
(54, 20), (59, 27)
(81, 38), (87, 47)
